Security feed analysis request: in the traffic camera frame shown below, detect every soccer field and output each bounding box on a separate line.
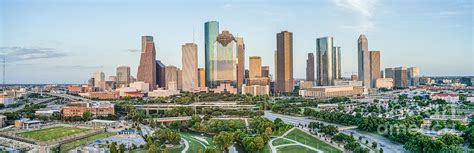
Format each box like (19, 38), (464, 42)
(17, 126), (90, 141)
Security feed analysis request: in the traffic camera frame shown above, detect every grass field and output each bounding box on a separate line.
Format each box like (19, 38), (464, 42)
(277, 145), (315, 153)
(60, 132), (115, 153)
(17, 126), (90, 141)
(284, 129), (342, 153)
(179, 132), (213, 153)
(272, 138), (294, 146)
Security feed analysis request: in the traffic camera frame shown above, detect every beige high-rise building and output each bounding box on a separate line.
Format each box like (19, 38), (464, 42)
(275, 31), (294, 93)
(116, 66), (130, 88)
(165, 66), (178, 90)
(198, 68), (206, 88)
(182, 43), (198, 92)
(236, 37), (245, 92)
(94, 71), (105, 88)
(369, 51), (380, 88)
(249, 56), (262, 78)
(177, 69), (182, 90)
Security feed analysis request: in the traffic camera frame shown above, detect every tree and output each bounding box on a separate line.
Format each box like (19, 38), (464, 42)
(344, 142), (360, 150)
(119, 144), (125, 153)
(82, 111), (93, 121)
(205, 147), (218, 153)
(372, 142), (377, 148)
(254, 136), (265, 150)
(379, 148), (383, 153)
(213, 131), (234, 153)
(110, 142), (118, 153)
(147, 144), (157, 153)
(439, 133), (463, 146)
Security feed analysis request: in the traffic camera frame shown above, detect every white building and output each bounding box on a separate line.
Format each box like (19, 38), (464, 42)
(148, 88), (180, 98)
(129, 81), (150, 93)
(115, 87), (139, 97)
(0, 94), (16, 106)
(334, 80), (363, 86)
(431, 93), (459, 103)
(375, 78), (394, 89)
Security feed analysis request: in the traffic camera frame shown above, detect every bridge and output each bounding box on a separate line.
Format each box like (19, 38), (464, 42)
(135, 102), (257, 114)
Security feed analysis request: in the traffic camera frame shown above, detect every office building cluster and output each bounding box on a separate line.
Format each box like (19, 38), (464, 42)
(68, 21), (422, 98)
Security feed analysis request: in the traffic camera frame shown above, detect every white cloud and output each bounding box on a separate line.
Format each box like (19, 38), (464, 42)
(333, 0), (378, 33)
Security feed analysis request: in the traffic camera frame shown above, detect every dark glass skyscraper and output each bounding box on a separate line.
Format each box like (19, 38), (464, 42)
(204, 21), (219, 87)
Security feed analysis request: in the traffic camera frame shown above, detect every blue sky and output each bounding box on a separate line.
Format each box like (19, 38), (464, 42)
(1, 0), (472, 84)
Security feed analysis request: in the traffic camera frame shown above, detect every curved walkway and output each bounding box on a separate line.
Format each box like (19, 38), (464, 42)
(269, 127), (323, 153)
(181, 138), (189, 153)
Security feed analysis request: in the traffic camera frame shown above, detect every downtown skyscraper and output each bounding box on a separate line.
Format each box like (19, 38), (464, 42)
(275, 31), (294, 93)
(358, 34), (371, 88)
(370, 51), (381, 88)
(316, 36), (334, 86)
(182, 43), (198, 92)
(116, 66), (130, 88)
(204, 21), (219, 87)
(209, 30), (238, 88)
(306, 53), (315, 81)
(137, 36), (157, 90)
(236, 37), (245, 91)
(333, 46), (341, 80)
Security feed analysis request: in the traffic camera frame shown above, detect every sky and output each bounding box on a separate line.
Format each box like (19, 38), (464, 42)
(0, 0), (473, 84)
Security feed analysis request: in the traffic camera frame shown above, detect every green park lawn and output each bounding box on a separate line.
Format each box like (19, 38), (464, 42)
(17, 126), (90, 141)
(272, 138), (294, 146)
(284, 129), (342, 153)
(60, 132), (115, 153)
(277, 145), (316, 153)
(179, 132), (214, 153)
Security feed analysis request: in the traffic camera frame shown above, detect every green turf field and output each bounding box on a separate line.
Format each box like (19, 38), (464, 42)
(272, 138), (294, 146)
(60, 132), (115, 153)
(17, 126), (90, 141)
(284, 129), (342, 153)
(277, 145), (315, 153)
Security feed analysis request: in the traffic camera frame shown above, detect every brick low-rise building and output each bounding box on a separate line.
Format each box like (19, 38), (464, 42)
(63, 102), (115, 117)
(88, 91), (120, 100)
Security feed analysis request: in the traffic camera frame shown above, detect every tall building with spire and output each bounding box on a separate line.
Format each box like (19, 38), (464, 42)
(275, 31), (294, 93)
(358, 34), (371, 88)
(316, 36), (334, 86)
(306, 53), (315, 81)
(235, 37), (245, 92)
(204, 21), (219, 87)
(137, 36), (157, 90)
(182, 43), (198, 92)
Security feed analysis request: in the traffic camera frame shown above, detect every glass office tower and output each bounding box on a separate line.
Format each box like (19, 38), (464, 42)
(204, 21), (219, 87)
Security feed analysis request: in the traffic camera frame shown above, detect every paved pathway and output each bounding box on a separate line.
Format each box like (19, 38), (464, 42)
(181, 138), (189, 153)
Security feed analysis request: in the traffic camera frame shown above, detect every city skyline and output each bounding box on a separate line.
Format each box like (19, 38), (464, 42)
(1, 0), (472, 84)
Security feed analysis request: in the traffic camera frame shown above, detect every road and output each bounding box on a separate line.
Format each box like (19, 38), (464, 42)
(0, 97), (56, 113)
(264, 111), (407, 153)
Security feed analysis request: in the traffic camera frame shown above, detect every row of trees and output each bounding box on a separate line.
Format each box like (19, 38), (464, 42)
(303, 108), (467, 152)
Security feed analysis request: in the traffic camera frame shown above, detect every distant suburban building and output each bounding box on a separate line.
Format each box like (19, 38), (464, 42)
(94, 71), (105, 88)
(408, 67), (420, 86)
(431, 93), (459, 103)
(384, 68), (394, 79)
(63, 102), (115, 117)
(0, 94), (16, 106)
(460, 77), (473, 86)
